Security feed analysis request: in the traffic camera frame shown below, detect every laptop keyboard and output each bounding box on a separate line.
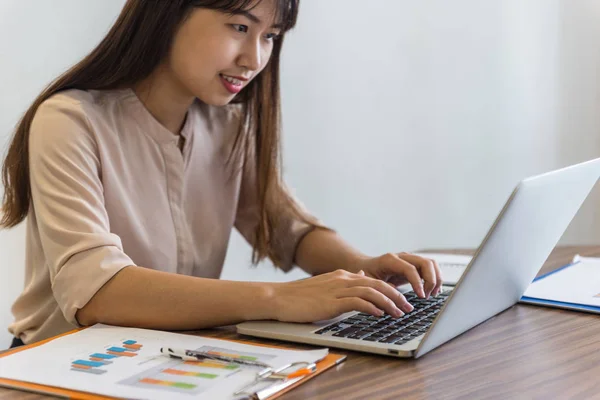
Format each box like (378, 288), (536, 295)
(314, 290), (450, 346)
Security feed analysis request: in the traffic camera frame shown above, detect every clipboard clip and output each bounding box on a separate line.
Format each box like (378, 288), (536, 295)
(234, 361), (317, 398)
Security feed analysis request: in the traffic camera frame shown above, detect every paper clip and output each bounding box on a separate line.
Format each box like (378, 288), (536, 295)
(234, 361), (317, 398)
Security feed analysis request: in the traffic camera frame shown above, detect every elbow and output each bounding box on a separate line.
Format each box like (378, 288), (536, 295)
(75, 302), (99, 327)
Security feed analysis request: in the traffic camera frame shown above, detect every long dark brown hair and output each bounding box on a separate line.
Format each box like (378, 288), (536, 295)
(1, 0), (314, 267)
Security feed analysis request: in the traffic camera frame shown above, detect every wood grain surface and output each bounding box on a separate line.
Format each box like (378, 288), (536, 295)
(2, 246), (599, 400)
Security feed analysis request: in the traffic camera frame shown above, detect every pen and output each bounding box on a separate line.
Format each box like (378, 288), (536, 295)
(160, 347), (272, 368)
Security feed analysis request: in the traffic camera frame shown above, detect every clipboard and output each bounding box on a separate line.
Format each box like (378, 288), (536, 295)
(0, 327), (347, 400)
(519, 258), (600, 315)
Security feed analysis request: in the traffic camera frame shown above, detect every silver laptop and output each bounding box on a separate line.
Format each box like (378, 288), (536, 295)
(237, 158), (600, 358)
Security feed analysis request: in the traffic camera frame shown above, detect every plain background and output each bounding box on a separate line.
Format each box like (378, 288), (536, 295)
(1, 0), (599, 347)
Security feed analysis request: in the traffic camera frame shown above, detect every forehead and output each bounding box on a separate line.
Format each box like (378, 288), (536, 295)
(232, 0), (283, 26)
(209, 0), (293, 29)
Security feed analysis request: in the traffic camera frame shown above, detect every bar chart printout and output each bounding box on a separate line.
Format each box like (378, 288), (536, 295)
(118, 346), (277, 395)
(71, 340), (143, 375)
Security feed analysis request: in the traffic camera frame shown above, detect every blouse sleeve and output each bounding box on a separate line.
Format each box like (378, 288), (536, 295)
(28, 96), (135, 326)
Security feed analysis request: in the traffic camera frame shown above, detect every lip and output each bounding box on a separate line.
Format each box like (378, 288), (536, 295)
(222, 74), (250, 82)
(220, 74), (245, 94)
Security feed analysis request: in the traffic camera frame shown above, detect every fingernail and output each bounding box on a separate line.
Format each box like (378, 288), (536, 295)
(394, 309), (404, 318)
(402, 303), (414, 313)
(358, 270), (365, 276)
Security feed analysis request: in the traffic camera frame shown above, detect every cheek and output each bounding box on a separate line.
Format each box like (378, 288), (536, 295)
(258, 46), (274, 72)
(169, 38), (237, 83)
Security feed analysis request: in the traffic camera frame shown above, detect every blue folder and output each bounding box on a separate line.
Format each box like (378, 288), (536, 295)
(519, 261), (600, 314)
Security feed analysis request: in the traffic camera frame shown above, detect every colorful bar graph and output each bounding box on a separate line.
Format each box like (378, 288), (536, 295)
(71, 361), (107, 375)
(71, 367), (107, 375)
(89, 357), (113, 364)
(139, 378), (197, 390)
(107, 347), (128, 352)
(207, 350), (258, 361)
(73, 360), (105, 368)
(69, 340), (144, 376)
(90, 353), (117, 360)
(163, 368), (218, 379)
(107, 350), (137, 357)
(183, 360), (238, 370)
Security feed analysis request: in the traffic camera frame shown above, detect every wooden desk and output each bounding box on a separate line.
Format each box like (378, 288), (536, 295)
(2, 246), (600, 400)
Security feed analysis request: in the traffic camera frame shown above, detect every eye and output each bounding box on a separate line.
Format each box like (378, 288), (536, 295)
(231, 24), (248, 33)
(264, 32), (280, 40)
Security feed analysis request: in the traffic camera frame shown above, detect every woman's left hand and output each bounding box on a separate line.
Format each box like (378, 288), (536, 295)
(353, 252), (443, 299)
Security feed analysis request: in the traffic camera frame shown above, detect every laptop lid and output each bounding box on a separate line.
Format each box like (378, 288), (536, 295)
(414, 158), (600, 358)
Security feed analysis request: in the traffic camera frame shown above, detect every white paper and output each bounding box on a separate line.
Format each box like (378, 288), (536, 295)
(413, 253), (472, 285)
(523, 255), (600, 307)
(0, 324), (328, 400)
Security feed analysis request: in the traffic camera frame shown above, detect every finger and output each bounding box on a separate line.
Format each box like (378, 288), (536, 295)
(397, 253), (437, 298)
(337, 297), (384, 318)
(339, 287), (404, 318)
(430, 260), (443, 296)
(389, 256), (426, 298)
(352, 276), (414, 314)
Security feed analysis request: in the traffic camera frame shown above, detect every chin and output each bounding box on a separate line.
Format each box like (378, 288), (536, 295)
(197, 94), (236, 107)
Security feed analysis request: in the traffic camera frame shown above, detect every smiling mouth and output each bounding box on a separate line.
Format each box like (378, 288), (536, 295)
(220, 74), (243, 86)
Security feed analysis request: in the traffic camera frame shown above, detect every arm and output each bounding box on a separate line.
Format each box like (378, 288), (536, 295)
(76, 267), (276, 329)
(294, 228), (368, 275)
(295, 227), (440, 298)
(30, 98), (412, 327)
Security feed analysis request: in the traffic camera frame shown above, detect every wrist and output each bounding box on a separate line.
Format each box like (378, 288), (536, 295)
(241, 282), (278, 321)
(346, 253), (371, 274)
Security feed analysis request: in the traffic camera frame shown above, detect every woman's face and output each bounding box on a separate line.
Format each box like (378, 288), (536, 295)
(167, 0), (282, 106)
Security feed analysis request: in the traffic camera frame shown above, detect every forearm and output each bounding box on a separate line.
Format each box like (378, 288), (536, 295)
(76, 266), (276, 330)
(294, 228), (369, 275)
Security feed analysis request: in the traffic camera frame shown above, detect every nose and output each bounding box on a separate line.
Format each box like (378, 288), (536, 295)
(237, 38), (262, 72)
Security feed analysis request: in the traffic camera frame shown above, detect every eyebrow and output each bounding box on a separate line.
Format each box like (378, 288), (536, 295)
(234, 10), (283, 29)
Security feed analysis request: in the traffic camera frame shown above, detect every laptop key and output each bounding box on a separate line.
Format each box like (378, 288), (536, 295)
(363, 336), (380, 341)
(334, 327), (359, 337)
(381, 336), (403, 343)
(369, 333), (386, 340)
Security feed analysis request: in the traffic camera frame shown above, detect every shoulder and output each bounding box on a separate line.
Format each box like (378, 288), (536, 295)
(30, 89), (131, 150)
(30, 89), (104, 159)
(33, 88), (126, 128)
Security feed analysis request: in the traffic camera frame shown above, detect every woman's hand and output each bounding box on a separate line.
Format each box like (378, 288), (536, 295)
(353, 252), (443, 299)
(270, 269), (415, 323)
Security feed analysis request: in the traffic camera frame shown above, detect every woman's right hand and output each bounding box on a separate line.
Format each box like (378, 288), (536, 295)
(270, 269), (415, 323)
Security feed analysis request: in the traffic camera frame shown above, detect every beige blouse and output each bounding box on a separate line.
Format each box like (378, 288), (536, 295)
(8, 88), (319, 344)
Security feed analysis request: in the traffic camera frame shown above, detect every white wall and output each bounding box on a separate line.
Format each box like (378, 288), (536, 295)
(223, 0), (600, 278)
(273, 0), (600, 253)
(1, 1), (599, 347)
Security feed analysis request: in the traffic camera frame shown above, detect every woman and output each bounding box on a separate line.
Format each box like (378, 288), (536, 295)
(2, 0), (442, 349)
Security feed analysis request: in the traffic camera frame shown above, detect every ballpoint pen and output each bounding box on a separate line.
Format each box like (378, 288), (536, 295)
(160, 347), (273, 368)
(160, 347), (316, 379)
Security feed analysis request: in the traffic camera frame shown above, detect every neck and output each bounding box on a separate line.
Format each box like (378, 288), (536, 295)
(132, 65), (195, 134)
